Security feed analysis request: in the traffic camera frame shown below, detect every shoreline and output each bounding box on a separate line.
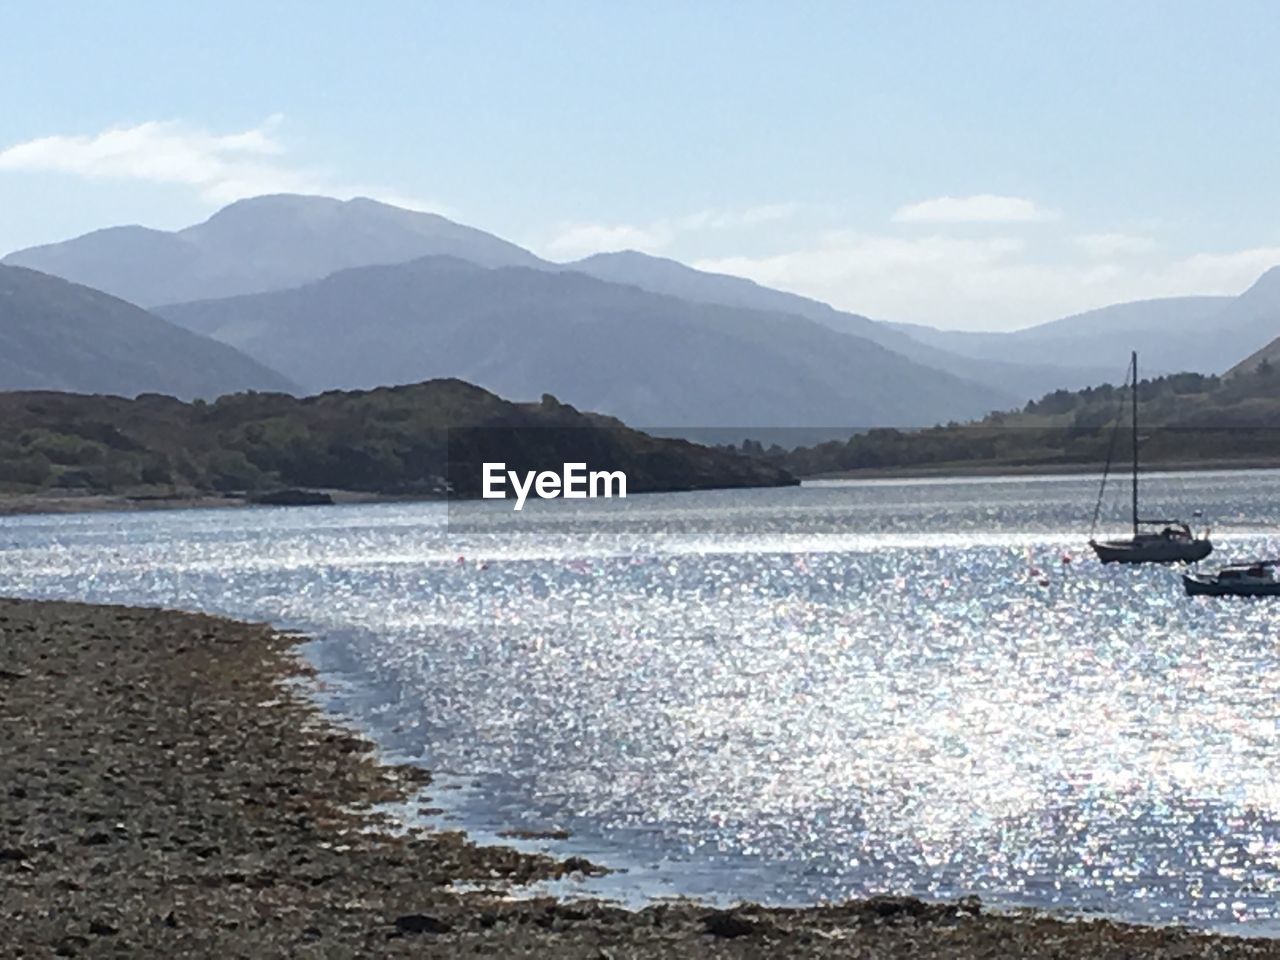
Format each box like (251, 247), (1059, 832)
(0, 489), (410, 517)
(1, 456), (1278, 517)
(4, 598), (1280, 955)
(806, 457), (1280, 481)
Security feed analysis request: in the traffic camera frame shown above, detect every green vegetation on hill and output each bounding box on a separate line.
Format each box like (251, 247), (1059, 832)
(1231, 338), (1280, 378)
(0, 380), (795, 498)
(763, 366), (1280, 476)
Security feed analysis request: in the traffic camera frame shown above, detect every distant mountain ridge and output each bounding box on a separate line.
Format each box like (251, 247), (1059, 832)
(10, 193), (1280, 419)
(0, 265), (295, 399)
(1228, 284), (1280, 375)
(560, 251), (1100, 398)
(2, 194), (1121, 403)
(887, 267), (1280, 379)
(1210, 266), (1280, 367)
(3, 195), (540, 306)
(886, 296), (1238, 378)
(157, 255), (1011, 429)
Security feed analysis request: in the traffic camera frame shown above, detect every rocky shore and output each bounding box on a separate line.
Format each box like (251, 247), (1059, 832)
(3, 597), (1279, 958)
(0, 489), (391, 516)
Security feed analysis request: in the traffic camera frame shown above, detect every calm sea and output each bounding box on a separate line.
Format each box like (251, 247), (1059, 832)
(3, 470), (1280, 931)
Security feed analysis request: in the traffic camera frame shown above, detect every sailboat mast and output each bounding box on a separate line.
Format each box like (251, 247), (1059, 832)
(1131, 350), (1139, 537)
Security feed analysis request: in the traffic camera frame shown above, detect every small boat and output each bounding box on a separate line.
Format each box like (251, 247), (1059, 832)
(1183, 560), (1280, 597)
(1092, 522), (1213, 564)
(1087, 351), (1212, 564)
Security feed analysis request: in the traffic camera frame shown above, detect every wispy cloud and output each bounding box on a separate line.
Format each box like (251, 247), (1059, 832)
(893, 194), (1058, 224)
(694, 231), (1280, 329)
(1075, 232), (1157, 258)
(1172, 246), (1280, 291)
(0, 117), (440, 211)
(698, 233), (1025, 287)
(702, 203), (799, 229)
(543, 203), (799, 260)
(541, 186), (1280, 326)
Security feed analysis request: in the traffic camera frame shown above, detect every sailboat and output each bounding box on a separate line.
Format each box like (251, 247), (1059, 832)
(1088, 351), (1212, 564)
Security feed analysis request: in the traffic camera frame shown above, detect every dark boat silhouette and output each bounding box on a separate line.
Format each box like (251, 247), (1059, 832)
(1184, 560), (1280, 597)
(1088, 351), (1212, 564)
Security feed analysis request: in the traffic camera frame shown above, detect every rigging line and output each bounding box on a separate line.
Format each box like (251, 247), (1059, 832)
(1089, 361), (1133, 540)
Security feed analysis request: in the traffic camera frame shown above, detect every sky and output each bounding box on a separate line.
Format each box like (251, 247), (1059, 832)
(2, 0), (1279, 330)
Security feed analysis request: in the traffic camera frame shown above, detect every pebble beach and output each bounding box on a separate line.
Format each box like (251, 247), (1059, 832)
(3, 596), (1280, 958)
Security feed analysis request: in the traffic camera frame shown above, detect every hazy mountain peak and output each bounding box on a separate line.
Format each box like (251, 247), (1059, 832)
(574, 249), (761, 283)
(182, 193), (342, 230)
(567, 248), (833, 314)
(576, 249), (687, 268)
(560, 247), (1092, 400)
(156, 253), (1011, 431)
(1235, 263), (1280, 301)
(4, 193), (541, 306)
(202, 192), (345, 212)
(12, 223), (186, 257)
(15, 194), (1277, 417)
(182, 194), (488, 246)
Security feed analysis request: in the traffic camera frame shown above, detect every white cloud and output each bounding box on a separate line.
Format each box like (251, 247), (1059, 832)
(893, 194), (1058, 224)
(706, 203), (799, 228)
(0, 117), (440, 211)
(543, 203), (799, 260)
(1075, 232), (1157, 258)
(1169, 246), (1280, 292)
(697, 233), (1024, 289)
(693, 232), (1280, 330)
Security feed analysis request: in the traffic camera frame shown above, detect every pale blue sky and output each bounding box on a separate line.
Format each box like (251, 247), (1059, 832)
(3, 1), (1278, 329)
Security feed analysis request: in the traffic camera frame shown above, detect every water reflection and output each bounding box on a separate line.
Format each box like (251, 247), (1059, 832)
(1, 470), (1280, 930)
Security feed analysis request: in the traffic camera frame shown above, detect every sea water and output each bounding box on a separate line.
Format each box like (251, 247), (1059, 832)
(2, 470), (1280, 931)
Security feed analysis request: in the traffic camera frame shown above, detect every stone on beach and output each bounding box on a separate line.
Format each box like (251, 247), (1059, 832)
(3, 596), (1280, 958)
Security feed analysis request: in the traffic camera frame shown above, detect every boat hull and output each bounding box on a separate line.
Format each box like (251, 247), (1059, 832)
(1091, 538), (1213, 565)
(1183, 574), (1280, 597)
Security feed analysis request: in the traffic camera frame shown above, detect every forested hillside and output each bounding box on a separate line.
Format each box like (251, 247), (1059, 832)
(0, 380), (795, 499)
(764, 366), (1280, 476)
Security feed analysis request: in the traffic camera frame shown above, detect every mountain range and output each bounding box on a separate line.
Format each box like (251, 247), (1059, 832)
(3, 194), (539, 306)
(886, 290), (1273, 380)
(156, 255), (1008, 429)
(559, 251), (1098, 400)
(0, 264), (294, 399)
(5, 194), (1280, 429)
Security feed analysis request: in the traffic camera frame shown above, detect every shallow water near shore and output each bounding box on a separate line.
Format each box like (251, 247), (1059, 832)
(3, 470), (1280, 933)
